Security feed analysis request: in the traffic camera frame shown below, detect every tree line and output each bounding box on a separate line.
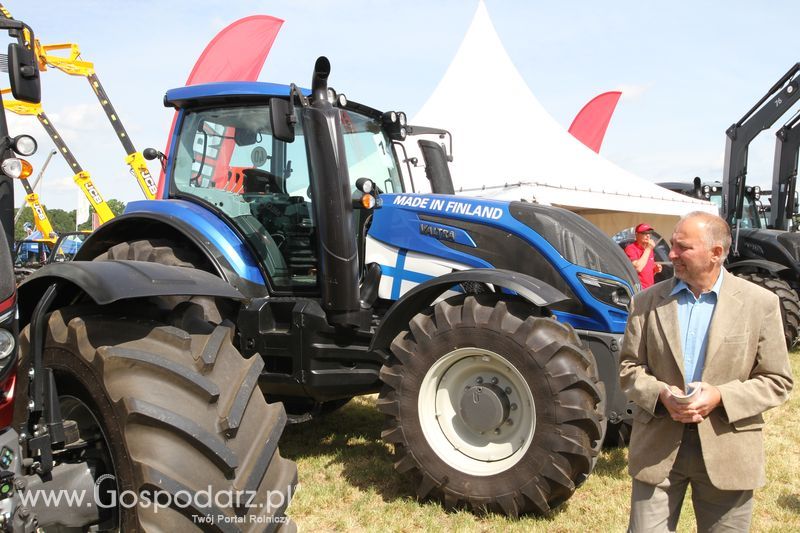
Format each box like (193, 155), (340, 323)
(13, 199), (126, 241)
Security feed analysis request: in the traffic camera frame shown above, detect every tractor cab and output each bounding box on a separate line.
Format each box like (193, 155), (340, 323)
(659, 179), (764, 229)
(164, 83), (405, 295)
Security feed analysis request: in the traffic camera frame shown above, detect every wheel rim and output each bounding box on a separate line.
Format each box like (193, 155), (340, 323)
(418, 347), (535, 476)
(60, 394), (119, 529)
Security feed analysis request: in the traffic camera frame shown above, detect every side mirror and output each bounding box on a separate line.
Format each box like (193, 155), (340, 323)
(142, 147), (164, 162)
(270, 98), (295, 143)
(8, 42), (41, 104)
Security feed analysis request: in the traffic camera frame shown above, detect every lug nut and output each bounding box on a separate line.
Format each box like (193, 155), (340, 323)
(506, 419), (514, 426)
(505, 387), (512, 395)
(510, 403), (517, 411)
(490, 377), (498, 385)
(493, 428), (501, 435)
(475, 377), (483, 384)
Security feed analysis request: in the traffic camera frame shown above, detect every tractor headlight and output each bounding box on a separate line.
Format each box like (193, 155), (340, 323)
(356, 177), (374, 194)
(0, 329), (15, 361)
(1, 158), (32, 179)
(382, 110), (409, 140)
(12, 135), (37, 156)
(578, 273), (632, 311)
(382, 111), (398, 124)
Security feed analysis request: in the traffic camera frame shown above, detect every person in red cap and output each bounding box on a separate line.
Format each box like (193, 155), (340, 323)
(625, 223), (663, 289)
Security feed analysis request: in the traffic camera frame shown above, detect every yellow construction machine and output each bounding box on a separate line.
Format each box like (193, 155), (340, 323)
(1, 89), (116, 223)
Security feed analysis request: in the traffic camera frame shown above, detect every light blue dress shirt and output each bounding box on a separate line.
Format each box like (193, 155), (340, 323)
(669, 270), (724, 389)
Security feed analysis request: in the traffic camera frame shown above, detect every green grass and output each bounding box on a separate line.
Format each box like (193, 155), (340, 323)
(280, 352), (800, 531)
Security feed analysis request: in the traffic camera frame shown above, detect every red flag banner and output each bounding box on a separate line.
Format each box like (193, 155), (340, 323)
(568, 91), (622, 153)
(157, 15), (284, 196)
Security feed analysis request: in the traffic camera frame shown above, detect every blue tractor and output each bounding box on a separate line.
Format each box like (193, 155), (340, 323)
(19, 57), (638, 519)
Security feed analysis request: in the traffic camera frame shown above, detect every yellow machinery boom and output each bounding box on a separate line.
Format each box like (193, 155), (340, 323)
(0, 3), (157, 200)
(14, 147), (55, 224)
(1, 89), (115, 223)
(35, 44), (158, 199)
(17, 174), (56, 244)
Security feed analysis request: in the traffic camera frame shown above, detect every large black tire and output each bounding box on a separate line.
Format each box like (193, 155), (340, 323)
(96, 239), (208, 268)
(736, 273), (800, 349)
(95, 239), (229, 324)
(16, 307), (297, 531)
(378, 295), (605, 517)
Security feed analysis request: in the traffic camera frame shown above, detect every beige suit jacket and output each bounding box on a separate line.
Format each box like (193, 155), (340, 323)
(619, 269), (793, 490)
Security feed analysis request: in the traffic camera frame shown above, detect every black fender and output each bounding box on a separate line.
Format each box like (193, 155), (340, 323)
(17, 260), (244, 328)
(74, 211), (268, 298)
(726, 258), (791, 278)
(370, 268), (570, 353)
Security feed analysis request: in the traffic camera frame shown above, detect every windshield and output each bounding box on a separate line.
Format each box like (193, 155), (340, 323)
(52, 233), (87, 262)
(171, 102), (403, 289)
(708, 192), (761, 228)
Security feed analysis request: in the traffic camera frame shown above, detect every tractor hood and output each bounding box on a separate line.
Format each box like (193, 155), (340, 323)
(367, 193), (638, 333)
(370, 193), (637, 287)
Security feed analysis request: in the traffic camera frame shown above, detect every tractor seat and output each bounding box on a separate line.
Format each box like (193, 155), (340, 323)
(243, 168), (285, 195)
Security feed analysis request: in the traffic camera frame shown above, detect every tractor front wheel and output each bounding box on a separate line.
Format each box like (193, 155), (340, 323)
(378, 295), (604, 516)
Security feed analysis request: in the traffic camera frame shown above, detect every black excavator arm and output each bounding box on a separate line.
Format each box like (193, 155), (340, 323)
(723, 63), (800, 226)
(769, 111), (800, 230)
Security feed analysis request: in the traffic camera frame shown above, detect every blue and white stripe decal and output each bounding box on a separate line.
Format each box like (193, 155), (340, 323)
(365, 236), (472, 301)
(381, 249), (420, 299)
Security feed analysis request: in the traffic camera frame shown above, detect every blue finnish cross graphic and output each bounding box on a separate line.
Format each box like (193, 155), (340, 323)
(380, 249), (435, 300)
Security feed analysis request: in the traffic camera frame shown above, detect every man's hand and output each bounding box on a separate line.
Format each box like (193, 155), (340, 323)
(684, 382), (722, 417)
(655, 263), (663, 273)
(659, 385), (703, 423)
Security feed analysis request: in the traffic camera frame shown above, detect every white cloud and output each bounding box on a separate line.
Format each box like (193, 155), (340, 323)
(615, 83), (652, 101)
(48, 175), (77, 192)
(49, 103), (108, 141)
(4, 114), (40, 138)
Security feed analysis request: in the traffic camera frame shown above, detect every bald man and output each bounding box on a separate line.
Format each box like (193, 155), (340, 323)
(619, 211), (793, 532)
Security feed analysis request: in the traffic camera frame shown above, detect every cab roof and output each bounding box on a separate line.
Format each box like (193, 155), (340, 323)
(164, 81), (386, 120)
(164, 82), (310, 109)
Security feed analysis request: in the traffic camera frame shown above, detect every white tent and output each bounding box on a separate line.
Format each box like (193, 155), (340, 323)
(407, 1), (716, 238)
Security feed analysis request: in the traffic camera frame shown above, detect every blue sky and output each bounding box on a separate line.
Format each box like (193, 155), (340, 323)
(6, 1), (800, 210)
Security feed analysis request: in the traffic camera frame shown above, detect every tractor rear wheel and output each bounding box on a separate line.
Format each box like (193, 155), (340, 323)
(378, 295), (605, 516)
(736, 273), (800, 349)
(16, 307), (297, 531)
(95, 239), (229, 324)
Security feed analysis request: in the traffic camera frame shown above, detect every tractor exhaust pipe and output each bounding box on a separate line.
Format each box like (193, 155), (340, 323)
(303, 57), (363, 327)
(311, 56), (331, 104)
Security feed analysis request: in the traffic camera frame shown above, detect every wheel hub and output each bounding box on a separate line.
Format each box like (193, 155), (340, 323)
(417, 347), (535, 475)
(459, 384), (510, 433)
